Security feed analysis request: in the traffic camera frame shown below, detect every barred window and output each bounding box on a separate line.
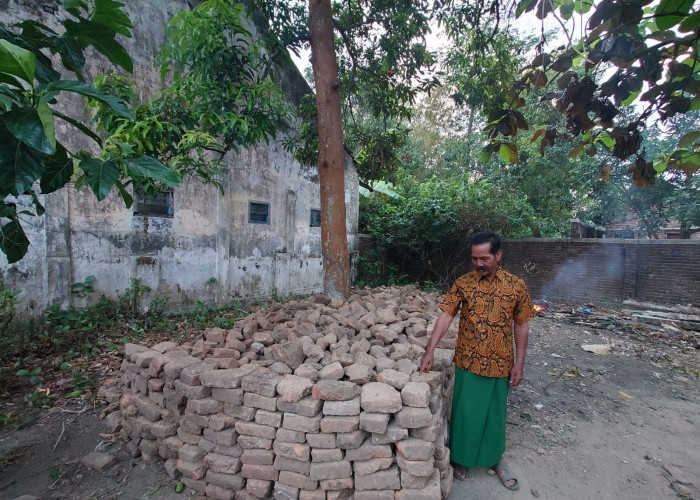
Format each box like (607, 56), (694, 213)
(249, 201), (270, 224)
(310, 208), (321, 227)
(134, 188), (174, 217)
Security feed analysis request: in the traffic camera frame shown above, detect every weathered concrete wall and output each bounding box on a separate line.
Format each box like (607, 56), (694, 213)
(0, 0), (360, 315)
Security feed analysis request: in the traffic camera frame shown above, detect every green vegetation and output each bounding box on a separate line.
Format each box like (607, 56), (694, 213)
(0, 277), (253, 405)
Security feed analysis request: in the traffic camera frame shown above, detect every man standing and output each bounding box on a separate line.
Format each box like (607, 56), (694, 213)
(419, 231), (535, 491)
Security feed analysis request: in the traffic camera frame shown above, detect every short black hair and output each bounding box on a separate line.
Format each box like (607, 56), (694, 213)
(470, 231), (501, 255)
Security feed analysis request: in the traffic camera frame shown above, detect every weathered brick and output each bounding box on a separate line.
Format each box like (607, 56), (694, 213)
(360, 383), (402, 413)
(236, 421), (277, 439)
(305, 432), (336, 449)
(320, 416), (359, 433)
(186, 397), (223, 415)
(238, 435), (273, 450)
(133, 395), (162, 422)
(242, 464), (279, 481)
(247, 478), (274, 498)
(277, 396), (323, 417)
(354, 491), (395, 500)
(312, 380), (357, 401)
(282, 413), (321, 433)
(311, 448), (343, 463)
(209, 413), (237, 431)
(345, 443), (392, 462)
(278, 471), (318, 490)
(181, 476), (207, 493)
(205, 453), (242, 474)
(206, 470), (245, 490)
(206, 483), (235, 500)
(401, 382), (430, 408)
(177, 459), (206, 480)
(203, 427), (238, 447)
(336, 429), (368, 449)
(242, 448), (274, 465)
(273, 440), (310, 461)
(225, 403), (257, 421)
(274, 482), (299, 500)
(323, 397), (360, 416)
(179, 444), (205, 463)
(276, 428), (306, 443)
(277, 374), (315, 402)
(274, 455), (311, 475)
(174, 379), (211, 399)
(396, 438), (435, 461)
(396, 454), (434, 477)
(309, 460), (352, 480)
(150, 420), (178, 438)
(354, 465), (400, 491)
(255, 409), (283, 428)
(359, 412), (390, 434)
(244, 392), (278, 411)
(242, 370), (281, 397)
(353, 457), (393, 476)
(212, 387), (244, 405)
(371, 423), (409, 444)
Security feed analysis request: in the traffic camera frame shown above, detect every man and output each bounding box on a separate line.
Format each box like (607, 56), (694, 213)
(419, 230), (534, 491)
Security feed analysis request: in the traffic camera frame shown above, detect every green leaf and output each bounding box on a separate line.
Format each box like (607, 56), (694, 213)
(3, 106), (55, 154)
(679, 11), (700, 32)
(499, 143), (519, 163)
(84, 274), (96, 284)
(80, 158), (119, 200)
(123, 156), (181, 186)
(114, 179), (133, 208)
(63, 19), (133, 72)
(30, 191), (45, 216)
(0, 39), (36, 83)
(92, 0), (133, 37)
(40, 144), (74, 193)
(36, 97), (56, 151)
(679, 131), (700, 148)
(479, 150), (493, 163)
(42, 80), (133, 119)
(53, 110), (102, 146)
(0, 219), (30, 263)
(621, 90), (640, 106)
(573, 0), (593, 14)
(516, 0), (539, 17)
(0, 125), (46, 196)
(655, 0), (695, 30)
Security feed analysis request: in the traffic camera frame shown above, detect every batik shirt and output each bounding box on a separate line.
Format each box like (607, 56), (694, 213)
(438, 268), (535, 378)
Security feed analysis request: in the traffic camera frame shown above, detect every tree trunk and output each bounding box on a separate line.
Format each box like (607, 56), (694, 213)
(308, 0), (350, 298)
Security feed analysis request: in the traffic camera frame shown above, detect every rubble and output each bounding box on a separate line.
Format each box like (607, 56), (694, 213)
(99, 286), (458, 499)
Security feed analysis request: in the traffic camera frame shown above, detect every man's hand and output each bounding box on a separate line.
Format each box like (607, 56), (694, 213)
(509, 362), (524, 387)
(419, 351), (434, 375)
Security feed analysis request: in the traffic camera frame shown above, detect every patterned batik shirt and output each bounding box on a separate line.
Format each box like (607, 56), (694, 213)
(438, 268), (535, 378)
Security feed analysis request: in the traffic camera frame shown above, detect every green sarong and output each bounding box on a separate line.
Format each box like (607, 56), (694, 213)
(450, 367), (509, 468)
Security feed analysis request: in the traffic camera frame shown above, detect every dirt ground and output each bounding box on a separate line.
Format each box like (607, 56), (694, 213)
(1, 303), (698, 500)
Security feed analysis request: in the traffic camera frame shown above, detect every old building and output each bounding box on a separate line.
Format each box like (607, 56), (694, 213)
(0, 0), (359, 315)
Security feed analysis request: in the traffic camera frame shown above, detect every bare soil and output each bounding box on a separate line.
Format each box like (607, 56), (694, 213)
(1, 303), (698, 500)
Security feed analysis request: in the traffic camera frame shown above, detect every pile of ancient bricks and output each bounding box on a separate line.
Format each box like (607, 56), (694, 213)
(99, 286), (458, 500)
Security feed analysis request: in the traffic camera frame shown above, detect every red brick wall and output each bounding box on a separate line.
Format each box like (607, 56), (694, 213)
(500, 239), (700, 306)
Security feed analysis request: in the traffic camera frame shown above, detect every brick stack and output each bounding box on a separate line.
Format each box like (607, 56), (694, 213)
(99, 286), (458, 499)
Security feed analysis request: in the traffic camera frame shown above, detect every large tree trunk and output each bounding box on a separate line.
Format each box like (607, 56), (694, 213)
(308, 0), (350, 298)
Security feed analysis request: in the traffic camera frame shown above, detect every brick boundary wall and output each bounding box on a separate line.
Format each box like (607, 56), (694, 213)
(358, 238), (700, 306)
(499, 239), (700, 306)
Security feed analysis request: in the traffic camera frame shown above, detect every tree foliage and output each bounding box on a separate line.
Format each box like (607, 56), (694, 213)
(483, 0), (699, 184)
(0, 0), (179, 263)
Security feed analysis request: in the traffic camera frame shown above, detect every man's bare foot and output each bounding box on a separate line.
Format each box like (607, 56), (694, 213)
(452, 463), (467, 481)
(492, 462), (519, 491)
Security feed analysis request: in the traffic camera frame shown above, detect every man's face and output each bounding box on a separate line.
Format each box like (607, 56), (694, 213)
(471, 242), (502, 278)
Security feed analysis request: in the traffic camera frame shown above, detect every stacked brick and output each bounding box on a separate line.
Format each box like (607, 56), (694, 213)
(99, 286), (458, 499)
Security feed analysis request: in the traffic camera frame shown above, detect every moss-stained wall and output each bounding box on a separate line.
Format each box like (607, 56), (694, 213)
(0, 0), (359, 315)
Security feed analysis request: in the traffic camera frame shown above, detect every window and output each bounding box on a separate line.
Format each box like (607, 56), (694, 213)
(249, 201), (270, 224)
(134, 188), (174, 217)
(310, 208), (321, 227)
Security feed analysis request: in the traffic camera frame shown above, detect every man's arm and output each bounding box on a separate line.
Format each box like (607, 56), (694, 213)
(510, 321), (529, 386)
(419, 311), (455, 374)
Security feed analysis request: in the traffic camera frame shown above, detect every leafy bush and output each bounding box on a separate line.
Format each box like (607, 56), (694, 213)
(0, 277), (18, 331)
(359, 175), (533, 288)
